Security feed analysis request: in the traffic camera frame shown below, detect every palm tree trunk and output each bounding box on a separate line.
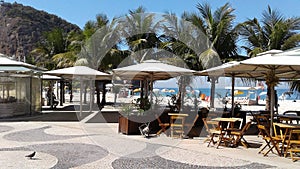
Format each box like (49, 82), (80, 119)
(266, 89), (271, 111)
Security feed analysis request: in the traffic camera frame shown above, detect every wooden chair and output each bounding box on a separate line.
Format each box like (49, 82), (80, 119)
(254, 115), (270, 127)
(257, 124), (282, 156)
(287, 129), (300, 162)
(170, 115), (185, 138)
(155, 114), (170, 136)
(254, 115), (270, 136)
(273, 123), (288, 155)
(202, 117), (222, 147)
(230, 121), (252, 148)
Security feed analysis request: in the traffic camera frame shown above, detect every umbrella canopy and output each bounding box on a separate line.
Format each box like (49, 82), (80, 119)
(44, 66), (112, 113)
(0, 55), (46, 72)
(240, 49), (300, 79)
(234, 90), (244, 96)
(41, 75), (62, 80)
(113, 60), (195, 80)
(113, 59), (195, 109)
(197, 48), (300, 134)
(197, 49), (300, 79)
(43, 66), (112, 80)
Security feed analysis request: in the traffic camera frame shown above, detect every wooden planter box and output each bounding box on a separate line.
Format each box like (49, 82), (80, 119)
(118, 115), (141, 135)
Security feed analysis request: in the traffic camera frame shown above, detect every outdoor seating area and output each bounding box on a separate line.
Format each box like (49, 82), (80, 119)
(194, 108), (300, 162)
(2, 0), (300, 168)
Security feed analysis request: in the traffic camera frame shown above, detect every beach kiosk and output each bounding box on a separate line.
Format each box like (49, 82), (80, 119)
(0, 54), (45, 118)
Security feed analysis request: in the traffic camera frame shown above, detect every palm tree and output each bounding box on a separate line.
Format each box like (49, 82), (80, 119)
(30, 28), (70, 70)
(180, 2), (239, 108)
(182, 2), (239, 67)
(114, 6), (165, 109)
(160, 12), (203, 71)
(77, 14), (124, 107)
(52, 30), (84, 68)
(239, 6), (300, 110)
(239, 6), (300, 56)
(118, 6), (162, 63)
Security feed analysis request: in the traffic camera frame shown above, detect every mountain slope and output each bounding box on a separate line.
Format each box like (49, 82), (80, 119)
(0, 2), (80, 58)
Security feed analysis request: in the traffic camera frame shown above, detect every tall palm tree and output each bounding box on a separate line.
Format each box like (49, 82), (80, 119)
(118, 6), (162, 63)
(52, 30), (84, 68)
(30, 28), (71, 70)
(239, 6), (300, 56)
(239, 6), (300, 110)
(182, 2), (239, 68)
(180, 3), (239, 108)
(77, 15), (123, 107)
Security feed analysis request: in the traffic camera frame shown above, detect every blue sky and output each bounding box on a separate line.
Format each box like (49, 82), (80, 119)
(5, 0), (300, 29)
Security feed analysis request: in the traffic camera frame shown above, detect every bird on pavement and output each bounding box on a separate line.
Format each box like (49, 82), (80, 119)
(25, 151), (36, 159)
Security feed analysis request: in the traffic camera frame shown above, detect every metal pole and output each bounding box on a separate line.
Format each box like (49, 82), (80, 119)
(231, 75), (235, 116)
(270, 85), (274, 136)
(60, 80), (63, 106)
(150, 73), (153, 104)
(210, 77), (216, 109)
(89, 79), (93, 112)
(80, 79), (83, 116)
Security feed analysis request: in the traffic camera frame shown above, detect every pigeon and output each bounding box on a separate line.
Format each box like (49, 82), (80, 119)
(25, 151), (36, 159)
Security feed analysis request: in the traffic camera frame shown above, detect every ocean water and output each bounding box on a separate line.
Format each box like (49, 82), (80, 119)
(148, 87), (300, 101)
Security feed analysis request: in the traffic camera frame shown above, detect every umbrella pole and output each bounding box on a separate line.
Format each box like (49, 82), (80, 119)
(89, 79), (93, 112)
(80, 79), (83, 116)
(210, 77), (216, 109)
(231, 75), (235, 116)
(150, 73), (153, 105)
(140, 80), (144, 109)
(270, 85), (275, 136)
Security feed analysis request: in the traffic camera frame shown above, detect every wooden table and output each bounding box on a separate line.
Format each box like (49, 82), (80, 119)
(212, 117), (242, 148)
(273, 122), (300, 156)
(276, 115), (300, 124)
(168, 113), (189, 138)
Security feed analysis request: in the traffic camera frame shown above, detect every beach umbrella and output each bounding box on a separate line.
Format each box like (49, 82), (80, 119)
(113, 60), (195, 105)
(240, 49), (300, 134)
(161, 88), (169, 93)
(169, 89), (176, 93)
(133, 88), (141, 93)
(44, 66), (112, 113)
(113, 60), (195, 80)
(44, 66), (111, 80)
(197, 48), (300, 134)
(234, 90), (244, 96)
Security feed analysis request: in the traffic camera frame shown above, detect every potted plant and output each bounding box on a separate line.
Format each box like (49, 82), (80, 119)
(118, 103), (144, 135)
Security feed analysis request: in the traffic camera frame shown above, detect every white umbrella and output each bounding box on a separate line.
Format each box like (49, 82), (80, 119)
(240, 49), (300, 134)
(41, 75), (62, 80)
(113, 60), (195, 80)
(44, 66), (112, 113)
(197, 48), (300, 134)
(44, 66), (111, 80)
(113, 59), (195, 104)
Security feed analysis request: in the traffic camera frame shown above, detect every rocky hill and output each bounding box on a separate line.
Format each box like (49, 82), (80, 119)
(0, 2), (80, 58)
